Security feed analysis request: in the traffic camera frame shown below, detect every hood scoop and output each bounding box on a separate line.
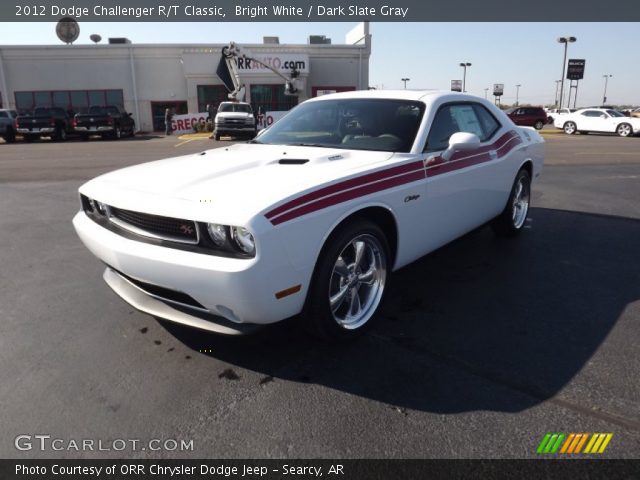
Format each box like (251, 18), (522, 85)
(278, 158), (309, 165)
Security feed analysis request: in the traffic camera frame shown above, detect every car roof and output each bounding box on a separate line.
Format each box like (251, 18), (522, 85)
(306, 89), (485, 104)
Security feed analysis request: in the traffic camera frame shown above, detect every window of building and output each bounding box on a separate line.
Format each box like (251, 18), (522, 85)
(197, 85), (229, 113)
(14, 90), (124, 115)
(249, 84), (298, 114)
(150, 101), (188, 131)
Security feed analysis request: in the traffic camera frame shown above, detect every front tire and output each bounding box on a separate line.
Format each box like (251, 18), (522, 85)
(617, 123), (633, 137)
(491, 169), (531, 237)
(303, 220), (390, 341)
(563, 121), (577, 135)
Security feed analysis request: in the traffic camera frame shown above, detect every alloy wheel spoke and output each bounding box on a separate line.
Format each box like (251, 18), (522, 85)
(330, 285), (350, 312)
(333, 256), (349, 278)
(353, 241), (366, 269)
(358, 266), (377, 285)
(349, 287), (361, 316)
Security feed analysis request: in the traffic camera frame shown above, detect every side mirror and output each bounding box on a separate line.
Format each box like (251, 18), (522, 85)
(441, 132), (481, 161)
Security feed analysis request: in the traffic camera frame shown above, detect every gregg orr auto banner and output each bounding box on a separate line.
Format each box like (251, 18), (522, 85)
(171, 113), (209, 135)
(236, 55), (309, 74)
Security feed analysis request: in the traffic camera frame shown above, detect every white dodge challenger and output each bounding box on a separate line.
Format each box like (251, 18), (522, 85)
(73, 91), (544, 340)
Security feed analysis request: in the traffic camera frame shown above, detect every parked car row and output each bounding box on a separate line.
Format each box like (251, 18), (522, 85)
(1, 105), (135, 143)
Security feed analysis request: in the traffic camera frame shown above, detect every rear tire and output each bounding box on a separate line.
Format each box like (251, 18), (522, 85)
(112, 126), (122, 140)
(214, 132), (221, 141)
(563, 121), (577, 135)
(534, 120), (544, 130)
(491, 169), (531, 237)
(3, 128), (16, 143)
(303, 220), (390, 341)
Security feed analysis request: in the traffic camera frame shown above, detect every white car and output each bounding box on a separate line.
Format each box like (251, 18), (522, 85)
(554, 108), (640, 137)
(73, 91), (544, 340)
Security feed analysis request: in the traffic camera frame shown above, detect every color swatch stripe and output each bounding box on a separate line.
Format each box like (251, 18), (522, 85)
(537, 433), (613, 454)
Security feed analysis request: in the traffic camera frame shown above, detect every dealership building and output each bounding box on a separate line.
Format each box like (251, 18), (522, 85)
(0, 23), (370, 132)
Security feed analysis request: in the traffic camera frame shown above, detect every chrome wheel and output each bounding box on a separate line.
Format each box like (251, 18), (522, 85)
(512, 175), (530, 229)
(564, 122), (576, 135)
(617, 123), (632, 137)
(328, 234), (386, 330)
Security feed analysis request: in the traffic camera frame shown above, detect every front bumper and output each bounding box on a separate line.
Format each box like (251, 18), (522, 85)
(215, 124), (255, 133)
(73, 212), (307, 333)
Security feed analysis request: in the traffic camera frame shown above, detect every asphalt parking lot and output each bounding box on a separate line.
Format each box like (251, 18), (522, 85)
(1, 130), (639, 458)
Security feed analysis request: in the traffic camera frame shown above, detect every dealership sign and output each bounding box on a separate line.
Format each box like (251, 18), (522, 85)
(236, 54), (309, 74)
(567, 59), (586, 80)
(171, 113), (209, 135)
(451, 80), (462, 92)
(493, 83), (504, 96)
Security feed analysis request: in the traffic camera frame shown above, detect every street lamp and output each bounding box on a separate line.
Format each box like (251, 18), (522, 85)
(401, 78), (410, 89)
(554, 80), (562, 107)
(459, 62), (471, 92)
(515, 84), (521, 106)
(557, 36), (576, 110)
(602, 74), (612, 104)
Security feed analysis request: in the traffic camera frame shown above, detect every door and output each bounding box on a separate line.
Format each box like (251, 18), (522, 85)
(578, 110), (608, 132)
(150, 101), (187, 132)
(420, 102), (521, 252)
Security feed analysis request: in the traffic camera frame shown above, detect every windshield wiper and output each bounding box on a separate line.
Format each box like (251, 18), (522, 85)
(284, 143), (337, 148)
(247, 139), (263, 144)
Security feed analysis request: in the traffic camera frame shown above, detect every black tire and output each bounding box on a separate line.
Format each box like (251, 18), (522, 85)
(130, 124), (136, 137)
(534, 120), (544, 130)
(3, 127), (16, 143)
(302, 219), (390, 341)
(214, 132), (221, 141)
(563, 121), (577, 135)
(491, 169), (531, 237)
(54, 127), (67, 142)
(616, 123), (633, 137)
(112, 126), (122, 140)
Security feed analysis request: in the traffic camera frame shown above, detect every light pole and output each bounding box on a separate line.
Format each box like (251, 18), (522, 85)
(459, 62), (471, 92)
(554, 80), (562, 107)
(515, 84), (521, 106)
(401, 78), (410, 89)
(557, 36), (576, 110)
(602, 74), (612, 104)
(484, 88), (489, 99)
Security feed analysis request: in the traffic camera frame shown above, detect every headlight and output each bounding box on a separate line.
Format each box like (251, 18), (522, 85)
(206, 223), (227, 247)
(231, 227), (256, 255)
(94, 200), (109, 216)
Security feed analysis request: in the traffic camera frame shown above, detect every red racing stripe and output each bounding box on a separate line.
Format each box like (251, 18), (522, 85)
(265, 160), (424, 219)
(265, 130), (523, 225)
(270, 169), (425, 225)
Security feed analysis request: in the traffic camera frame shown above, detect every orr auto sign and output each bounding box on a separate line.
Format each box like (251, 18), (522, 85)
(236, 54), (309, 74)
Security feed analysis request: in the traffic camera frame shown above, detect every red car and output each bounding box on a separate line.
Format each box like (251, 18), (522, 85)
(506, 106), (548, 130)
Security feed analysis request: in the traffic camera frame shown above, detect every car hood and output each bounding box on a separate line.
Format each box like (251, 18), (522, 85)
(79, 143), (396, 227)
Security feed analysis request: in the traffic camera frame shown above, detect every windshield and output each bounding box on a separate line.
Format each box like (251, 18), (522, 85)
(606, 110), (625, 117)
(218, 103), (252, 113)
(256, 99), (425, 152)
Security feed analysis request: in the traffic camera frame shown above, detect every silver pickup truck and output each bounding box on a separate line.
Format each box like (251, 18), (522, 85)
(0, 109), (18, 143)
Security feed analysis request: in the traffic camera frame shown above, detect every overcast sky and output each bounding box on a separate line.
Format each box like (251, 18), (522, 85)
(1, 22), (638, 106)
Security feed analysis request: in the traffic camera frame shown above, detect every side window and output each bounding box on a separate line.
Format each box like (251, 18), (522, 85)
(425, 103), (500, 152)
(473, 104), (501, 140)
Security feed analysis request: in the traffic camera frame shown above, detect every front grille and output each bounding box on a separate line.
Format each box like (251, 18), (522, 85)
(109, 206), (198, 244)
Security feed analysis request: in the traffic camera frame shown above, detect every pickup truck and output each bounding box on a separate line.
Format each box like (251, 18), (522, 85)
(16, 107), (74, 142)
(213, 101), (257, 140)
(0, 109), (18, 143)
(73, 105), (136, 140)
